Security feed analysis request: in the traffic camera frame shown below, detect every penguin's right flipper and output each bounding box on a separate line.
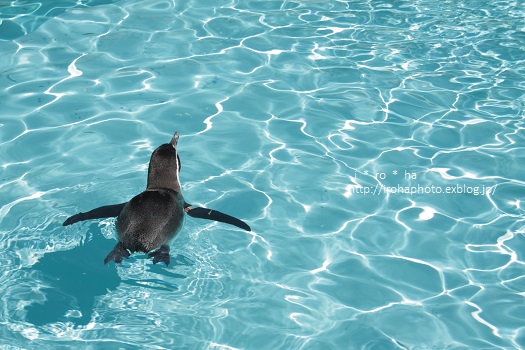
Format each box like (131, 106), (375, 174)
(63, 202), (127, 226)
(184, 202), (251, 231)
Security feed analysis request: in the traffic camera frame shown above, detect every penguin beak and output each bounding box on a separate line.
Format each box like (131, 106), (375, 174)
(170, 132), (179, 148)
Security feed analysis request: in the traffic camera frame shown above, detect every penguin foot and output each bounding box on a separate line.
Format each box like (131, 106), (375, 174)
(148, 245), (170, 266)
(104, 242), (130, 264)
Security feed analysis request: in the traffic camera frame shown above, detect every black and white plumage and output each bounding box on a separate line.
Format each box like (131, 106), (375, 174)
(63, 132), (251, 266)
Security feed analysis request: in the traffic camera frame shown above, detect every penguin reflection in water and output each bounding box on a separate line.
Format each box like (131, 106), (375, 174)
(63, 132), (251, 266)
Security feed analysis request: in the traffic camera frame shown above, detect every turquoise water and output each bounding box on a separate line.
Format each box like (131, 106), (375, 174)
(1, 0), (525, 348)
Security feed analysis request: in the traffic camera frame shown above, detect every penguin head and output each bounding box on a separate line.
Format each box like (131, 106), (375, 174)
(146, 131), (182, 191)
(170, 132), (179, 147)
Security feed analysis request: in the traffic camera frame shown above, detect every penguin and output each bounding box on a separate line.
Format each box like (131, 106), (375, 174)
(63, 131), (251, 266)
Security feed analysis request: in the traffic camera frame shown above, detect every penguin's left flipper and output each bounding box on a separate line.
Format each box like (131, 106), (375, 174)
(184, 202), (251, 231)
(63, 202), (127, 226)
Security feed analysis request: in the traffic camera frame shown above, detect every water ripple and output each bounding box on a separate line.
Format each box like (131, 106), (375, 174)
(1, 0), (525, 348)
